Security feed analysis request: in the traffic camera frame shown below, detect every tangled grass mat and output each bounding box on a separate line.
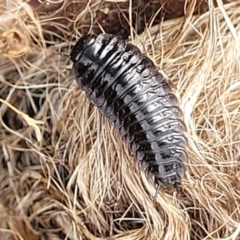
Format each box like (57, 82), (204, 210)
(0, 1), (240, 239)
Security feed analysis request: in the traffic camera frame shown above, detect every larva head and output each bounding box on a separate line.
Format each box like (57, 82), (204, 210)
(70, 35), (99, 90)
(70, 35), (96, 63)
(70, 33), (125, 90)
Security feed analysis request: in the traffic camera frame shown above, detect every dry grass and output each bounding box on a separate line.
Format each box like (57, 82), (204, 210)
(1, 0), (240, 239)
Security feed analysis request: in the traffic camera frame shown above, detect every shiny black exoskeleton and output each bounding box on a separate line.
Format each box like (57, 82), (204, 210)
(70, 33), (188, 191)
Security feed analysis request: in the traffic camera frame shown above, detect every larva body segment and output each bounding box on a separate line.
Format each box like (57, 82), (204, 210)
(70, 33), (188, 188)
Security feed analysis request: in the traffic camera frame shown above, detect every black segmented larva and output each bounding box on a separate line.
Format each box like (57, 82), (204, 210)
(70, 33), (188, 195)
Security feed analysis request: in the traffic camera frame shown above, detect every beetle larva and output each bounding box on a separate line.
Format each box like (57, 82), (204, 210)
(70, 33), (188, 194)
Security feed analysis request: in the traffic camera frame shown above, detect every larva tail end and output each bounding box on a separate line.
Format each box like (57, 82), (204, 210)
(174, 181), (181, 193)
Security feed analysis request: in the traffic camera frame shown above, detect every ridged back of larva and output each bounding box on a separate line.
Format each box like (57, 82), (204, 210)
(70, 33), (188, 187)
